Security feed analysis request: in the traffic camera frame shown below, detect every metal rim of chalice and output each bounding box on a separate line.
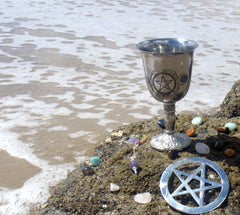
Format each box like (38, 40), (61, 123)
(136, 38), (198, 55)
(160, 157), (229, 214)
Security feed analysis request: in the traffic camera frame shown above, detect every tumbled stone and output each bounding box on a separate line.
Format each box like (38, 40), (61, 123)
(224, 122), (237, 131)
(167, 150), (179, 160)
(158, 119), (165, 129)
(195, 142), (210, 154)
(110, 183), (120, 192)
(81, 164), (95, 176)
(191, 116), (203, 125)
(134, 192), (152, 204)
(217, 127), (229, 134)
(128, 137), (139, 144)
(186, 127), (195, 137)
(224, 148), (235, 157)
(129, 159), (140, 174)
(90, 156), (101, 167)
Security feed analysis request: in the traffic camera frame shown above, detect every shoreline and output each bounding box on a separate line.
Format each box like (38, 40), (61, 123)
(37, 81), (240, 215)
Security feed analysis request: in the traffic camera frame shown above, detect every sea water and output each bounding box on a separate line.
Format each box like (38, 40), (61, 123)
(0, 0), (240, 214)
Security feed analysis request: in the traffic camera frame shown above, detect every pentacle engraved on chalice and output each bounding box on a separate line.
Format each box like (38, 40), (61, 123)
(151, 70), (178, 95)
(160, 157), (229, 214)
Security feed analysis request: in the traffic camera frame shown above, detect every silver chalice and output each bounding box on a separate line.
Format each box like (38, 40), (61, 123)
(137, 38), (198, 151)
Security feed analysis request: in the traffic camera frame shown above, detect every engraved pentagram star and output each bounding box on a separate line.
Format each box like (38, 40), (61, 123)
(153, 73), (176, 94)
(171, 163), (222, 207)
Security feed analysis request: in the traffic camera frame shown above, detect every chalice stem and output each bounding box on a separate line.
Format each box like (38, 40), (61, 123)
(163, 102), (176, 134)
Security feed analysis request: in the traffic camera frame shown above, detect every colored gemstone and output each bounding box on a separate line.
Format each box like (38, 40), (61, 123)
(90, 156), (101, 167)
(191, 116), (203, 125)
(110, 183), (120, 192)
(224, 148), (235, 157)
(186, 127), (195, 137)
(167, 150), (179, 160)
(224, 122), (237, 131)
(217, 127), (229, 134)
(129, 159), (140, 174)
(128, 137), (139, 144)
(158, 119), (165, 129)
(195, 142), (210, 154)
(134, 192), (152, 204)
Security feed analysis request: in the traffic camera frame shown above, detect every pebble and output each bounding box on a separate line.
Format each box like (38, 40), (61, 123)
(186, 127), (195, 137)
(224, 148), (235, 157)
(110, 183), (120, 192)
(191, 116), (203, 125)
(158, 119), (165, 129)
(81, 164), (95, 176)
(214, 141), (224, 151)
(224, 122), (237, 131)
(217, 127), (229, 134)
(134, 192), (152, 204)
(111, 130), (123, 137)
(90, 156), (101, 167)
(195, 142), (210, 154)
(167, 150), (179, 160)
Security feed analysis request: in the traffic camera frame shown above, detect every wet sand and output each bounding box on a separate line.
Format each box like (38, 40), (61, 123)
(0, 0), (240, 214)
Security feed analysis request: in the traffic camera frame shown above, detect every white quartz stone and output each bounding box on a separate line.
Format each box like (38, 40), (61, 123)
(134, 192), (152, 204)
(110, 183), (120, 192)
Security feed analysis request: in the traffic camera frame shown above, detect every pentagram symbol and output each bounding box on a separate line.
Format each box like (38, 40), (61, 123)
(152, 72), (176, 94)
(160, 157), (229, 214)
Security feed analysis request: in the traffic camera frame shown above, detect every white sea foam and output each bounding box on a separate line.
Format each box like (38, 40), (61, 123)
(0, 0), (240, 214)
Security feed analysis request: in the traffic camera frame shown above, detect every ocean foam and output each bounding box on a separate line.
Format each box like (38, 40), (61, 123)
(1, 0), (240, 214)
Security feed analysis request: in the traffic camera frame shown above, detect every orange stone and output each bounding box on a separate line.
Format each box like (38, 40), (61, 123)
(217, 127), (229, 134)
(186, 127), (195, 137)
(224, 148), (235, 157)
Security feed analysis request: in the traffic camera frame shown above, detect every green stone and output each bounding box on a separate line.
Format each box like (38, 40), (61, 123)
(224, 122), (237, 131)
(90, 156), (101, 167)
(191, 116), (203, 125)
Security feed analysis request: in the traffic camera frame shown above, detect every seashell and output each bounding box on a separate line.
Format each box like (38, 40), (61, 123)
(186, 127), (195, 137)
(195, 142), (210, 154)
(110, 183), (120, 192)
(90, 156), (101, 167)
(224, 148), (235, 157)
(134, 192), (152, 204)
(191, 116), (203, 125)
(224, 122), (237, 131)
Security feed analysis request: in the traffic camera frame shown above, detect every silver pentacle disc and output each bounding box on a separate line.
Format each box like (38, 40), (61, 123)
(160, 157), (229, 214)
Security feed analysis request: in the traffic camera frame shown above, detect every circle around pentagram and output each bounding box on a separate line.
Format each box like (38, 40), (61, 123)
(152, 72), (176, 94)
(160, 157), (229, 214)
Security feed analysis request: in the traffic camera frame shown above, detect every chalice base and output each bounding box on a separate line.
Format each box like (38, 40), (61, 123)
(150, 132), (191, 151)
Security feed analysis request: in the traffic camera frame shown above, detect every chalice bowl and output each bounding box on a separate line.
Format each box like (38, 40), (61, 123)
(137, 38), (198, 151)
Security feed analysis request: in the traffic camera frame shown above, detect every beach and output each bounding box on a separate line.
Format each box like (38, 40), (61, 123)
(0, 0), (240, 214)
